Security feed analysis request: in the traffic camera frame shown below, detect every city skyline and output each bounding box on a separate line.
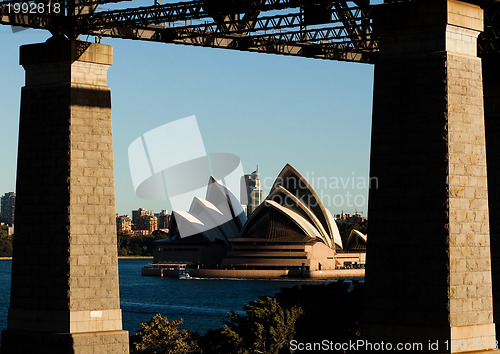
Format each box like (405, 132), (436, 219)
(0, 25), (374, 217)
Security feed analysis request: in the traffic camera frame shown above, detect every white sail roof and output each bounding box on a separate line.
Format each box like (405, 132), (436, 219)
(169, 176), (247, 243)
(242, 163), (343, 251)
(326, 209), (343, 249)
(265, 200), (323, 240)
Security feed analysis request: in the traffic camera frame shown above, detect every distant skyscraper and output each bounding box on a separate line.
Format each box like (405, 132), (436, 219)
(241, 167), (263, 217)
(0, 192), (16, 225)
(157, 210), (171, 230)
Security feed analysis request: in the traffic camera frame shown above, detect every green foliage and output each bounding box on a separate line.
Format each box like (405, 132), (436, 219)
(337, 221), (367, 248)
(152, 230), (168, 238)
(199, 297), (303, 354)
(0, 235), (13, 257)
(133, 282), (365, 354)
(274, 280), (364, 345)
(130, 314), (199, 354)
(117, 232), (164, 256)
(0, 227), (13, 257)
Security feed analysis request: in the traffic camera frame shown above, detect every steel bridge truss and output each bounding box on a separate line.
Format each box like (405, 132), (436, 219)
(0, 0), (376, 62)
(0, 0), (499, 63)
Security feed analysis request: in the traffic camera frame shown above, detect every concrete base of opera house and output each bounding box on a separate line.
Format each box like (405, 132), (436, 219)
(188, 268), (364, 279)
(143, 267), (364, 279)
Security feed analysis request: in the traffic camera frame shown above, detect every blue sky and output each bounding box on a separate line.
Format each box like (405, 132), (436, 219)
(0, 22), (374, 217)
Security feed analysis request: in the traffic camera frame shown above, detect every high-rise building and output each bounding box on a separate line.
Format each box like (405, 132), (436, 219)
(116, 215), (132, 234)
(138, 215), (158, 233)
(241, 167), (263, 217)
(0, 192), (16, 225)
(157, 210), (171, 230)
(132, 208), (154, 227)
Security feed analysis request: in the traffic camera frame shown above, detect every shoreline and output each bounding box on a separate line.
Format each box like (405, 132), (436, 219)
(0, 256), (154, 260)
(189, 268), (365, 279)
(142, 266), (365, 279)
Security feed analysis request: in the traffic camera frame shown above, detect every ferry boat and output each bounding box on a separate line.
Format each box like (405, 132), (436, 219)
(141, 262), (189, 277)
(178, 269), (191, 280)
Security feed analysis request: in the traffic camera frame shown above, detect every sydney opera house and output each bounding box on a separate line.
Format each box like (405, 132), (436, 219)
(149, 164), (366, 278)
(152, 176), (247, 267)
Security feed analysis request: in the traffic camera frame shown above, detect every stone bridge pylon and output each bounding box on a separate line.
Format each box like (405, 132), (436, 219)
(364, 0), (498, 351)
(0, 40), (129, 353)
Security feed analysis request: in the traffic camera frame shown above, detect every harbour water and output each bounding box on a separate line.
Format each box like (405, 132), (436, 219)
(0, 259), (336, 336)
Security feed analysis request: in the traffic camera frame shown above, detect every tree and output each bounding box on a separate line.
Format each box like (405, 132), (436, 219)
(130, 314), (199, 354)
(0, 227), (13, 257)
(337, 221), (368, 248)
(117, 233), (163, 256)
(274, 280), (364, 346)
(199, 297), (303, 354)
(0, 236), (13, 257)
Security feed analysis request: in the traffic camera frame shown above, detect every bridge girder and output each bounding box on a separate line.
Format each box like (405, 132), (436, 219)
(0, 0), (499, 62)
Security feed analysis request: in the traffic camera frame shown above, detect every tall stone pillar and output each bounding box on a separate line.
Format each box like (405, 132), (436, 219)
(0, 39), (129, 353)
(364, 0), (496, 350)
(483, 46), (500, 340)
(482, 5), (500, 336)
